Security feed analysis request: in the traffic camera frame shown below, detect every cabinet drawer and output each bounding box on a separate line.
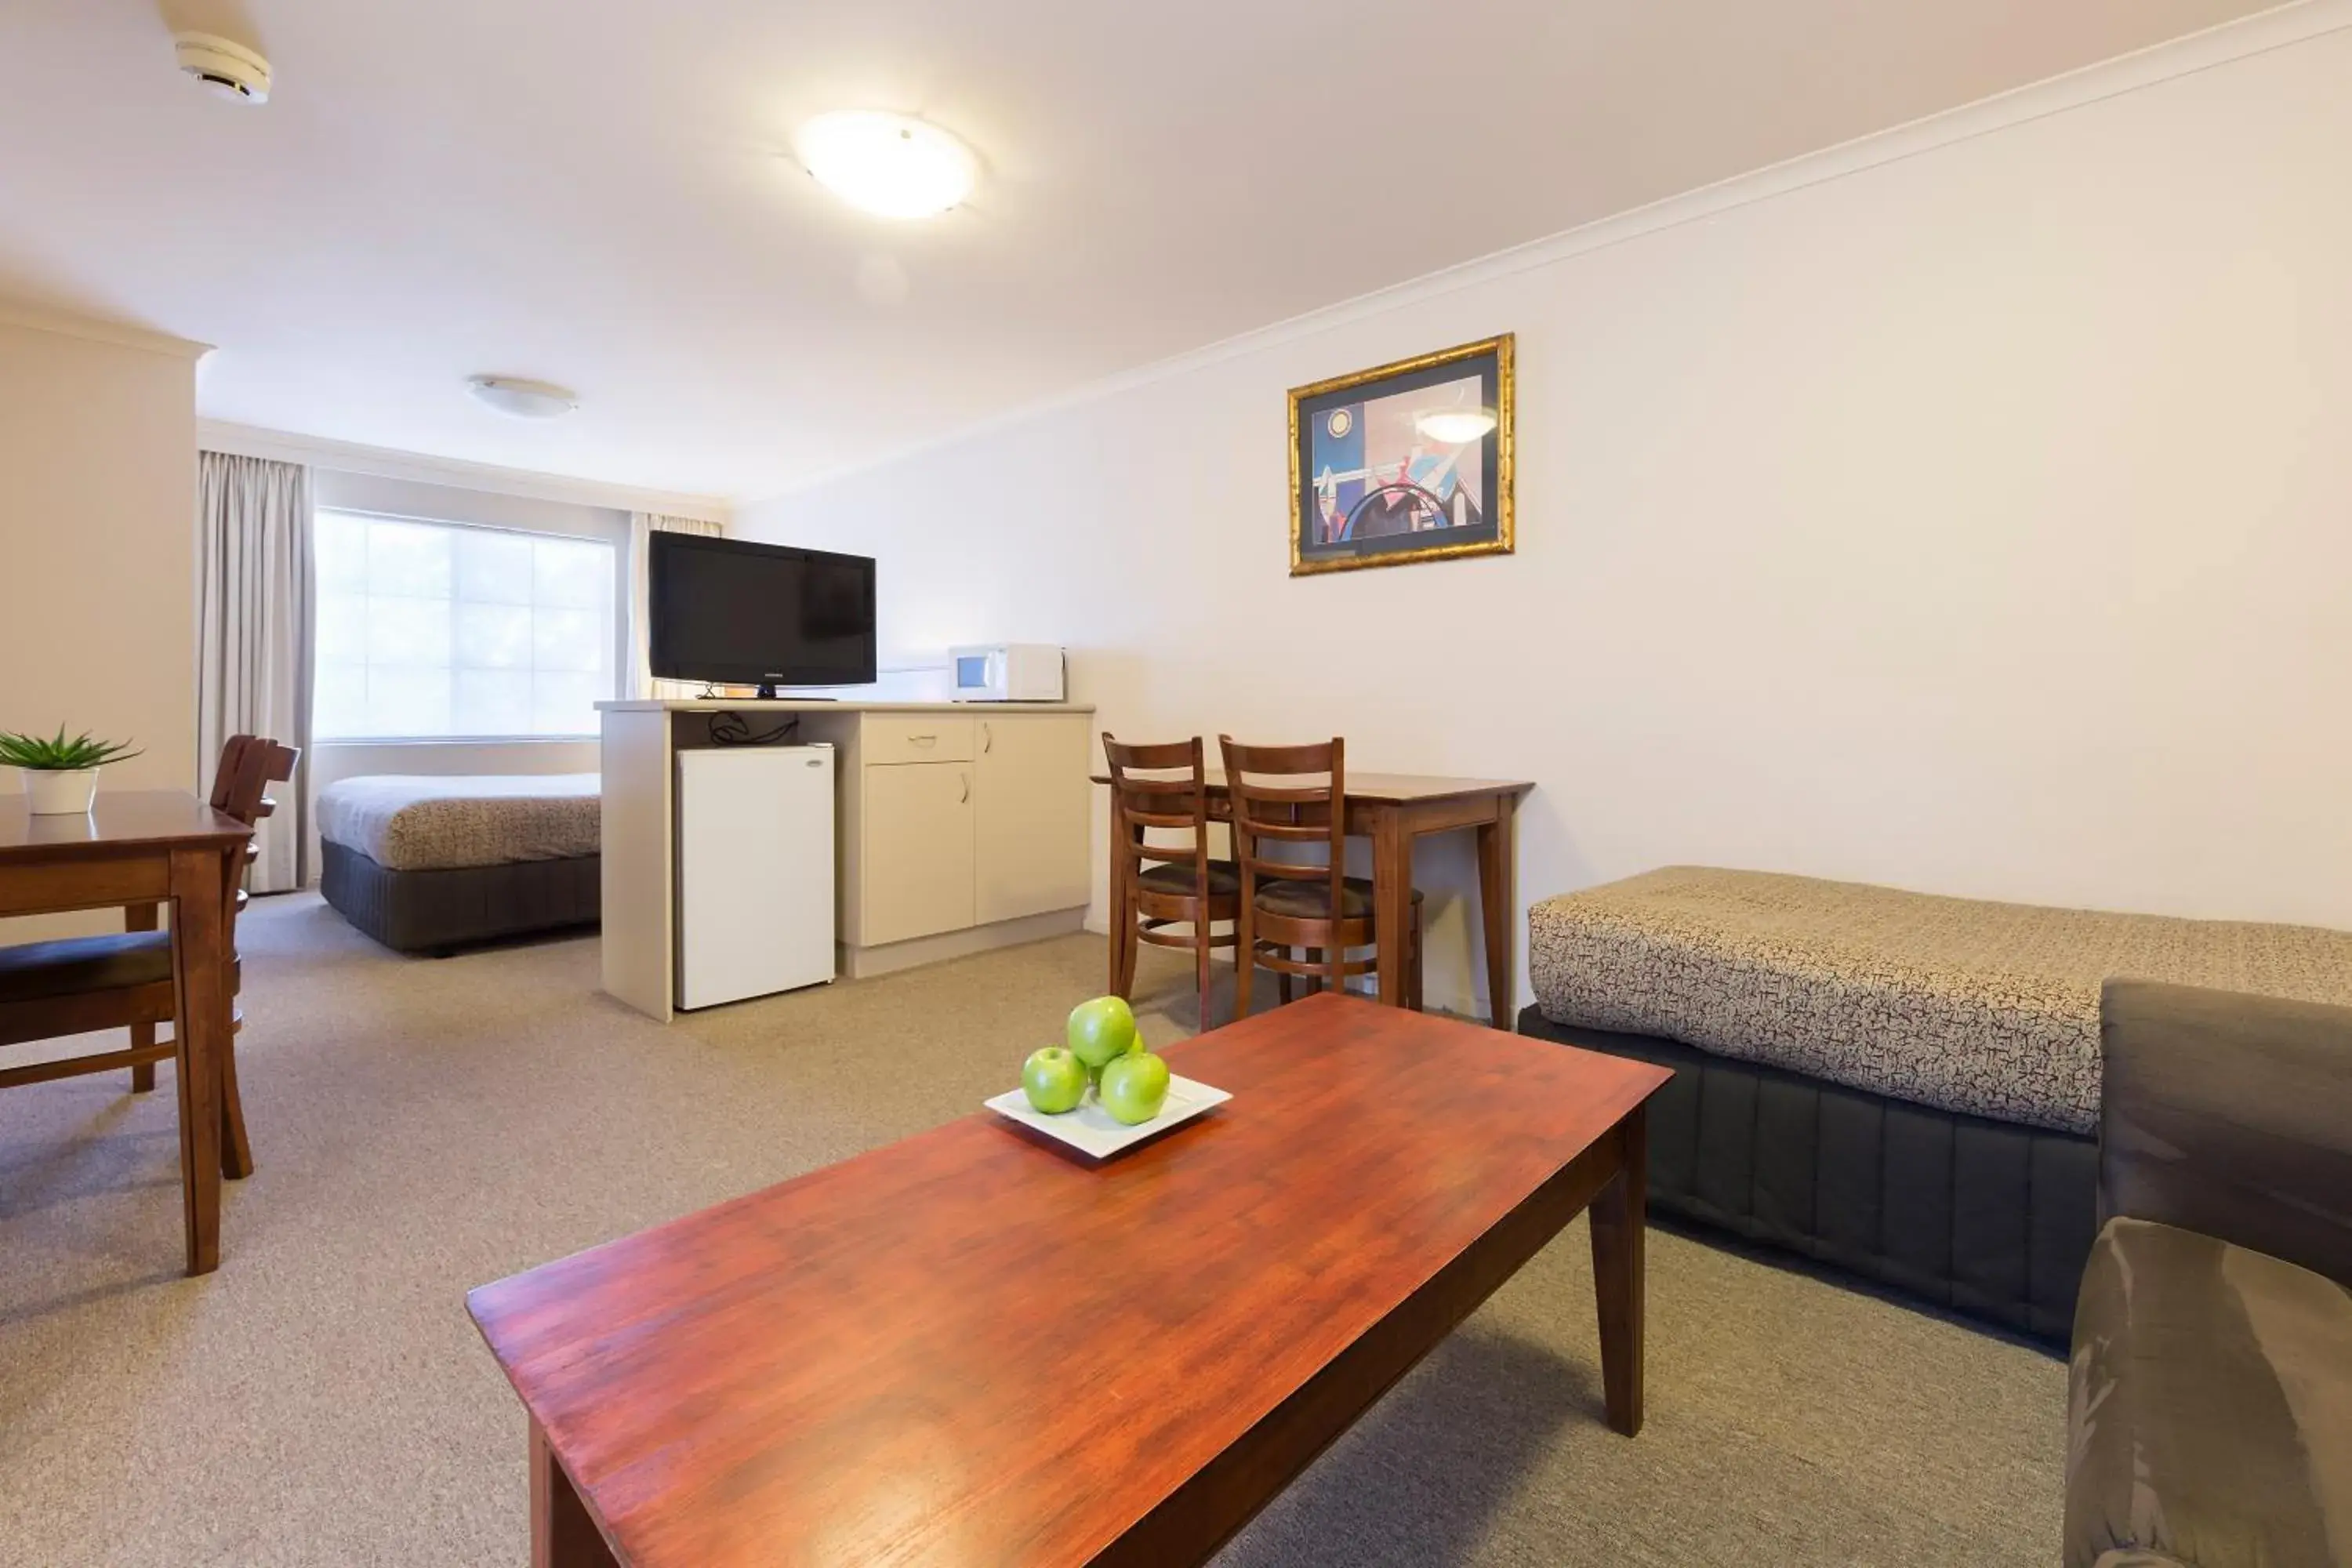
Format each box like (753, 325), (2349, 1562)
(862, 714), (975, 765)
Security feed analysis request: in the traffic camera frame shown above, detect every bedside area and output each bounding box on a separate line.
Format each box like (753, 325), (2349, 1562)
(598, 699), (1094, 1020)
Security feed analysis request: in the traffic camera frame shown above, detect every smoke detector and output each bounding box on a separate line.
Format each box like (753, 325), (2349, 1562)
(174, 33), (271, 103)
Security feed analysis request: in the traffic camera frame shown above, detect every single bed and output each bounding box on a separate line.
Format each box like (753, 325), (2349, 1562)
(317, 774), (601, 953)
(1519, 866), (2352, 1339)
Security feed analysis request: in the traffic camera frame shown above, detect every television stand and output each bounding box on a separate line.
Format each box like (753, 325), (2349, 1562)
(596, 699), (1094, 1021)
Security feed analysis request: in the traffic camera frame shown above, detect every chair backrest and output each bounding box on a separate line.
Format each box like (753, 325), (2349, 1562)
(209, 735), (299, 829)
(1102, 734), (1211, 894)
(207, 737), (301, 920)
(1217, 736), (1345, 917)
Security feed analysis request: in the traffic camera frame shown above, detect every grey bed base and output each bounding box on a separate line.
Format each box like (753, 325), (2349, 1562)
(1517, 1005), (2097, 1343)
(319, 839), (600, 955)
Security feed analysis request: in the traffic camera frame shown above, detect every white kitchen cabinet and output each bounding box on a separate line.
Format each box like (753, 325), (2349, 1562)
(858, 758), (977, 946)
(974, 713), (1092, 924)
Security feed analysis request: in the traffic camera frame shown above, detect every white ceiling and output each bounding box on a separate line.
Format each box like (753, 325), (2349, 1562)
(0, 0), (2281, 500)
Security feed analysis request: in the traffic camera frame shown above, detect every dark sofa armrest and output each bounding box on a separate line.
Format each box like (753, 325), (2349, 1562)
(2100, 978), (2352, 1286)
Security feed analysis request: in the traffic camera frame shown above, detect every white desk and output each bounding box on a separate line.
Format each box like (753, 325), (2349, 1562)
(597, 699), (1096, 1020)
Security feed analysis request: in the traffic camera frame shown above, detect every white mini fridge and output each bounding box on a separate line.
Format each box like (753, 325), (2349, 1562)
(675, 744), (837, 1009)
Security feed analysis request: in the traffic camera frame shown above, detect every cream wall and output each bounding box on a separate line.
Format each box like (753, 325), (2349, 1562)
(0, 310), (202, 939)
(737, 21), (2352, 1018)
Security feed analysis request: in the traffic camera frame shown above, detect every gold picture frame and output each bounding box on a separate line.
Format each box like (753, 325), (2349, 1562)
(1287, 333), (1515, 576)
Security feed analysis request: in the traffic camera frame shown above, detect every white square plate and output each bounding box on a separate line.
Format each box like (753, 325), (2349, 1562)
(983, 1073), (1232, 1160)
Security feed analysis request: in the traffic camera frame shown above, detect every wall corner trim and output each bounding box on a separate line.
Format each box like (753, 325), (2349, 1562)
(0, 302), (212, 361)
(739, 0), (2352, 510)
(195, 420), (731, 524)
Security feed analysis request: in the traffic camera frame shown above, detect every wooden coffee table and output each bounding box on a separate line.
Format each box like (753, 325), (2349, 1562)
(469, 992), (1671, 1567)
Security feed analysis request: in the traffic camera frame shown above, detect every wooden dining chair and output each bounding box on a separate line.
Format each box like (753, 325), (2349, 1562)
(1219, 735), (1422, 1018)
(0, 733), (297, 1180)
(1103, 734), (1240, 1029)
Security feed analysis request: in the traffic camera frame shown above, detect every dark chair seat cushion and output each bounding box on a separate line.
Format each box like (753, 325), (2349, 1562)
(1138, 860), (1239, 898)
(2066, 1217), (2352, 1567)
(1252, 876), (1423, 921)
(0, 931), (175, 1004)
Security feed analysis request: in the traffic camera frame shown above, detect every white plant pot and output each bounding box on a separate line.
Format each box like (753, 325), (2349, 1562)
(24, 767), (100, 815)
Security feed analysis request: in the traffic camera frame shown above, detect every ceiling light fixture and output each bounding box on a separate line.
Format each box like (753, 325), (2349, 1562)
(793, 111), (978, 220)
(174, 32), (271, 103)
(1414, 408), (1498, 445)
(467, 376), (579, 420)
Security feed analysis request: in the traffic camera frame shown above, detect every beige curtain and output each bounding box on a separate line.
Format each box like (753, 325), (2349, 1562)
(628, 513), (724, 699)
(197, 451), (314, 891)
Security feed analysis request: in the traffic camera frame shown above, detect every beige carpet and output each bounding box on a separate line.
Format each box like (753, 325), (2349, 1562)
(0, 895), (2063, 1566)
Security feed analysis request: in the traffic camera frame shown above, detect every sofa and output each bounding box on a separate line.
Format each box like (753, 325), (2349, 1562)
(2067, 980), (2352, 1568)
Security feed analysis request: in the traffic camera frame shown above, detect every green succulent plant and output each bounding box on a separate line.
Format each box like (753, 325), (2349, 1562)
(0, 726), (143, 771)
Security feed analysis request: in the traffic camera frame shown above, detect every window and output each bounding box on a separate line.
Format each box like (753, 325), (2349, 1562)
(314, 510), (617, 740)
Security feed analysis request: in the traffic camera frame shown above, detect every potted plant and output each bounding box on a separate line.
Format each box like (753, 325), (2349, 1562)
(0, 727), (143, 815)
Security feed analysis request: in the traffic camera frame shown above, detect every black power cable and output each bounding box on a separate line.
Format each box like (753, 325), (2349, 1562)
(708, 711), (802, 746)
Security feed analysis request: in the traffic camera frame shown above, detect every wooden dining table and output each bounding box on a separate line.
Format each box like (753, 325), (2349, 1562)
(0, 789), (252, 1275)
(1091, 768), (1534, 1025)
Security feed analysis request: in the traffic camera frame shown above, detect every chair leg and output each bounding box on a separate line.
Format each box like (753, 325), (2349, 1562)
(127, 900), (161, 1091)
(1106, 853), (1131, 998)
(1276, 950), (1294, 1006)
(1114, 914), (1140, 1000)
(1233, 898), (1256, 1019)
(1192, 909), (1215, 1032)
(220, 1022), (254, 1180)
(130, 1022), (157, 1092)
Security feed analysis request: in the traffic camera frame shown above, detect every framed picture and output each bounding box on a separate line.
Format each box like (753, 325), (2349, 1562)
(1288, 333), (1514, 576)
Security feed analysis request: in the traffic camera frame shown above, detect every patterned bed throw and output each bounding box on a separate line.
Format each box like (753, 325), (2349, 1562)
(317, 774), (601, 872)
(1527, 867), (2352, 1133)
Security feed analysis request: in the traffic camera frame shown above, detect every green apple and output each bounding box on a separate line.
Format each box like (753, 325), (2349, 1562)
(1021, 1046), (1087, 1115)
(1098, 1049), (1172, 1126)
(1066, 995), (1138, 1073)
(1086, 1029), (1144, 1087)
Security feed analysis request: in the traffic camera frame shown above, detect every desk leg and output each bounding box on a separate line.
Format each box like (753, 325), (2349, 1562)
(1371, 806), (1412, 1007)
(168, 847), (229, 1277)
(1474, 796), (1518, 1029)
(533, 1419), (619, 1568)
(1589, 1105), (1647, 1437)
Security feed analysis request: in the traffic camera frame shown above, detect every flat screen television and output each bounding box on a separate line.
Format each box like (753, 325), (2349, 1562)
(648, 532), (877, 695)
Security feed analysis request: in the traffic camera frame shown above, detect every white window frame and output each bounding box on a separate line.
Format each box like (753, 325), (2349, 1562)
(311, 508), (623, 746)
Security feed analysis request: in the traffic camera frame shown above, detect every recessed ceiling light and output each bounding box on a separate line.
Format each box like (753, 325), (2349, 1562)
(793, 111), (978, 220)
(1414, 408), (1498, 445)
(468, 376), (579, 419)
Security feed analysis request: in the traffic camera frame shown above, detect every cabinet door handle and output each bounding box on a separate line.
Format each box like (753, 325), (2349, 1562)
(960, 771), (971, 804)
(908, 734), (937, 746)
(982, 723), (992, 754)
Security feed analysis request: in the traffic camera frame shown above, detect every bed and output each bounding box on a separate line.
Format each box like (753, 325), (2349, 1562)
(317, 774), (601, 954)
(1519, 866), (2352, 1339)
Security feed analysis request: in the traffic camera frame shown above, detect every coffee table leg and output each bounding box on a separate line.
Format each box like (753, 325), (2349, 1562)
(1589, 1105), (1647, 1436)
(532, 1419), (618, 1568)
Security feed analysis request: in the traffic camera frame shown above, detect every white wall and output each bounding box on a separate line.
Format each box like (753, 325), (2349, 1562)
(0, 309), (203, 939)
(737, 21), (2352, 1017)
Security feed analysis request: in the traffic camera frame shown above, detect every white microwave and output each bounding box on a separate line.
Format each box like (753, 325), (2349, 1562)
(949, 643), (1065, 702)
